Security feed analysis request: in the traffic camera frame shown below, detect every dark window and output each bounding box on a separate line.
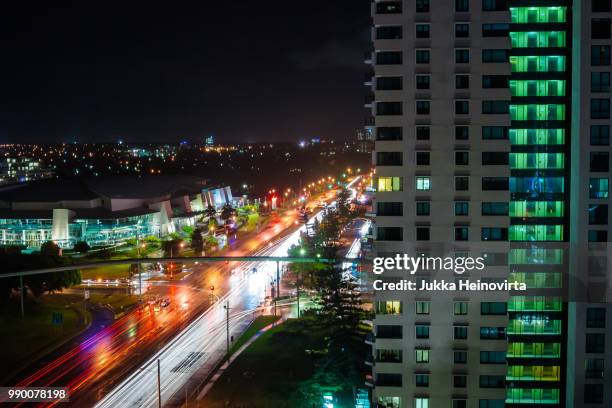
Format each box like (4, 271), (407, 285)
(416, 126), (430, 140)
(591, 72), (611, 92)
(454, 400), (467, 408)
(482, 0), (508, 11)
(416, 151), (430, 165)
(416, 374), (429, 387)
(589, 204), (608, 225)
(416, 325), (430, 339)
(479, 401), (505, 408)
(592, 45), (611, 66)
(482, 152), (508, 165)
(591, 152), (609, 172)
(416, 24), (430, 38)
(416, 75), (430, 89)
(591, 98), (610, 119)
(416, 49), (430, 64)
(376, 26), (403, 40)
(592, 18), (611, 39)
(482, 49), (508, 63)
(377, 76), (403, 90)
(416, 0), (430, 12)
(589, 230), (608, 242)
(376, 51), (403, 65)
(456, 49), (470, 63)
(482, 101), (509, 114)
(480, 351), (506, 364)
(480, 375), (505, 388)
(593, 0), (612, 12)
(481, 302), (507, 315)
(482, 202), (508, 215)
(584, 384), (604, 403)
(416, 201), (430, 216)
(417, 101), (431, 115)
(482, 177), (509, 190)
(377, 227), (403, 241)
(456, 176), (469, 191)
(454, 351), (467, 364)
(456, 126), (469, 140)
(376, 373), (402, 387)
(456, 101), (469, 114)
(377, 127), (403, 141)
(377, 101), (403, 115)
(455, 201), (469, 216)
(456, 151), (469, 165)
(455, 227), (469, 241)
(377, 202), (403, 216)
(480, 327), (506, 340)
(482, 23), (509, 37)
(586, 333), (605, 353)
(482, 75), (508, 88)
(456, 0), (469, 11)
(377, 152), (403, 166)
(587, 307), (606, 328)
(482, 126), (508, 140)
(481, 227), (508, 241)
(456, 75), (470, 89)
(585, 358), (605, 379)
(456, 24), (470, 38)
(453, 375), (467, 387)
(376, 2), (402, 14)
(377, 324), (402, 339)
(416, 227), (430, 241)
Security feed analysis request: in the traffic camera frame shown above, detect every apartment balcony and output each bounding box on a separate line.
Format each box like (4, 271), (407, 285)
(365, 332), (375, 345)
(364, 51), (373, 65)
(365, 374), (374, 388)
(365, 353), (375, 367)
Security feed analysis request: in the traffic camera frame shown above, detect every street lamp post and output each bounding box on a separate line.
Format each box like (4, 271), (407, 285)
(223, 301), (230, 355)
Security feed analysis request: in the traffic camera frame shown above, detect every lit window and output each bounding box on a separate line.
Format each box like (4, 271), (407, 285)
(415, 397), (429, 408)
(416, 177), (431, 191)
(416, 349), (430, 363)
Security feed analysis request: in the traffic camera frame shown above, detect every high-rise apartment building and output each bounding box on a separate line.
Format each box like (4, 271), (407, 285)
(367, 1), (612, 407)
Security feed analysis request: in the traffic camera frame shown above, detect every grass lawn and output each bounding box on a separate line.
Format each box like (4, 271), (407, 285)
(80, 263), (131, 281)
(201, 316), (361, 408)
(228, 315), (279, 355)
(0, 293), (87, 379)
(88, 291), (139, 314)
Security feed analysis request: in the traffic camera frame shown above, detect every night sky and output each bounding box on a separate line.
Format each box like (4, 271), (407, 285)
(0, 1), (370, 144)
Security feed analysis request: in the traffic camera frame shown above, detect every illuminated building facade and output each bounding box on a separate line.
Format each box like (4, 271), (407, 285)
(369, 0), (611, 407)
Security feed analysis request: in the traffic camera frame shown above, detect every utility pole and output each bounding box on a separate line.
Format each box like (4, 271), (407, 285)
(157, 359), (162, 408)
(224, 301), (230, 355)
(296, 271), (300, 318)
(19, 275), (24, 318)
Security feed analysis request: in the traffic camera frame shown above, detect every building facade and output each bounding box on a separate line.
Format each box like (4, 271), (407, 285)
(369, 0), (611, 407)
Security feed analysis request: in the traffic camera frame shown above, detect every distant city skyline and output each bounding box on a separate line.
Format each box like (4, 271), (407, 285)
(0, 1), (369, 143)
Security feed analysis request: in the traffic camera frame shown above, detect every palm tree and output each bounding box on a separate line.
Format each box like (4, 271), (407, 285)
(204, 205), (217, 220)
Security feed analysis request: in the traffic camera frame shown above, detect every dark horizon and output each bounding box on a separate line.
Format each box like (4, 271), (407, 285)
(0, 1), (370, 144)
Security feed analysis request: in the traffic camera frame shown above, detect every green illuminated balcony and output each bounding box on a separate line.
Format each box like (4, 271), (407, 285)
(510, 153), (565, 170)
(507, 342), (561, 358)
(510, 31), (566, 48)
(507, 317), (562, 335)
(510, 7), (567, 24)
(508, 296), (562, 312)
(510, 104), (565, 121)
(509, 225), (564, 241)
(510, 56), (566, 73)
(510, 80), (565, 97)
(509, 129), (565, 145)
(510, 201), (564, 217)
(509, 272), (562, 289)
(507, 365), (561, 381)
(506, 388), (560, 404)
(509, 248), (564, 264)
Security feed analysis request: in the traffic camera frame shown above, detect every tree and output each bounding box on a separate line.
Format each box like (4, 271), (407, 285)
(220, 204), (235, 224)
(74, 241), (90, 253)
(191, 227), (204, 254)
(40, 241), (61, 257)
(204, 205), (217, 220)
(162, 239), (182, 257)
